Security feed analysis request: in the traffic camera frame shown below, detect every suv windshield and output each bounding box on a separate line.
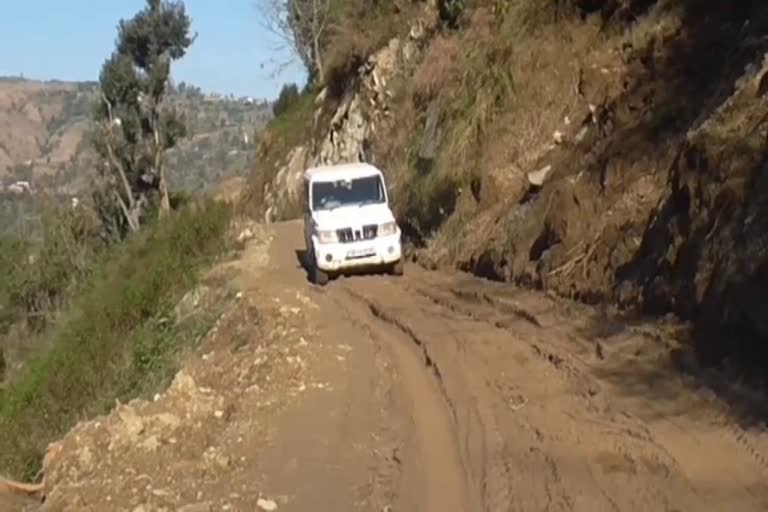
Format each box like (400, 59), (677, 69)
(311, 175), (385, 211)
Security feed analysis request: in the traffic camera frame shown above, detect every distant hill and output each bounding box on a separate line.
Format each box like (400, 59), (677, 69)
(0, 77), (272, 200)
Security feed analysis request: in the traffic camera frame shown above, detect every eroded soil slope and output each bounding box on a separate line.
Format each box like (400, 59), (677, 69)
(9, 220), (768, 511)
(248, 0), (768, 379)
(424, 1), (768, 375)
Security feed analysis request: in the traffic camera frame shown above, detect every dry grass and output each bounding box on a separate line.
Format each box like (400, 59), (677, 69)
(323, 23), (380, 97)
(498, 21), (609, 166)
(431, 3), (640, 174)
(380, 1), (650, 243)
(408, 7), (521, 190)
(323, 0), (424, 98)
(412, 35), (462, 103)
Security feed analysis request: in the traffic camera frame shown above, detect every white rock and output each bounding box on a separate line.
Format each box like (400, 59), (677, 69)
(314, 87), (328, 105)
(409, 20), (425, 40)
(575, 125), (589, 143)
(528, 165), (553, 187)
(236, 228), (254, 242)
(257, 498), (279, 511)
(179, 503), (212, 512)
(139, 435), (160, 452)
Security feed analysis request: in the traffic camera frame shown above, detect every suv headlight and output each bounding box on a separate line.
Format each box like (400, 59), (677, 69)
(379, 221), (398, 237)
(316, 229), (338, 244)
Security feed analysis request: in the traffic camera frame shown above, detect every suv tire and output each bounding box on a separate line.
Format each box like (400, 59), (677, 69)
(309, 250), (329, 285)
(390, 259), (404, 277)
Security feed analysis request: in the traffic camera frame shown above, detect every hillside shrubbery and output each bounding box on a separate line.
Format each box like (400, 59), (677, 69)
(0, 205), (104, 336)
(0, 199), (233, 478)
(272, 83), (301, 117)
(0, 0), (257, 483)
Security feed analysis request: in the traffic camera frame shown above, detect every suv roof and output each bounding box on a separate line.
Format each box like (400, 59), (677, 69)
(303, 162), (382, 183)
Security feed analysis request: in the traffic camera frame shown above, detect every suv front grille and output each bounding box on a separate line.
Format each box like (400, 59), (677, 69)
(337, 224), (378, 243)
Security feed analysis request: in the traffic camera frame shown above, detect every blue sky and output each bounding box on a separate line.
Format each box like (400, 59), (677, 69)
(0, 0), (307, 100)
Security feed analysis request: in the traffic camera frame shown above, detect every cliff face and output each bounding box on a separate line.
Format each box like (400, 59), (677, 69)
(252, 8), (438, 222)
(248, 0), (768, 376)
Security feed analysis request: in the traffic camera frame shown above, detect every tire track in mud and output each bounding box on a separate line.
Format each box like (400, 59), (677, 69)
(437, 288), (699, 510)
(288, 223), (768, 510)
(367, 280), (619, 511)
(328, 287), (477, 512)
(338, 285), (514, 512)
(410, 274), (768, 508)
(472, 291), (768, 477)
(411, 284), (608, 408)
(344, 281), (602, 511)
(459, 284), (768, 482)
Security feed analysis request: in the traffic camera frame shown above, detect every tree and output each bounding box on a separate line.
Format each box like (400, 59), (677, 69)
(92, 0), (195, 234)
(272, 82), (300, 116)
(257, 0), (332, 83)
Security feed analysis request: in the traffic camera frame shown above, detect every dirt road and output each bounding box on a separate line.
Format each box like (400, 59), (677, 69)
(21, 220), (768, 511)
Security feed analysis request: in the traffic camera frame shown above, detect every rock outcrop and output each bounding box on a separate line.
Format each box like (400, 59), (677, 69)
(261, 5), (435, 223)
(264, 146), (309, 222)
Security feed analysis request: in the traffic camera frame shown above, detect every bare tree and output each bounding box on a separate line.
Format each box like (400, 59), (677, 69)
(256, 0), (332, 83)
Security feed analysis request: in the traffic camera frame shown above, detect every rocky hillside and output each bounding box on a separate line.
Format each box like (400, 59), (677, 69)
(0, 77), (271, 198)
(246, 0), (768, 377)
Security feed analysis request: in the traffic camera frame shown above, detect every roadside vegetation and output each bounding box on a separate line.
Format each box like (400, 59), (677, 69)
(0, 200), (232, 478)
(0, 0), (239, 479)
(241, 83), (316, 216)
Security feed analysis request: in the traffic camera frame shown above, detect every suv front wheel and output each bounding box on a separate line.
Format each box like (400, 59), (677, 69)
(309, 249), (329, 285)
(389, 259), (404, 277)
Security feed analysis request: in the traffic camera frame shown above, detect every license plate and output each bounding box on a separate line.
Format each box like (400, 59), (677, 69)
(347, 247), (375, 258)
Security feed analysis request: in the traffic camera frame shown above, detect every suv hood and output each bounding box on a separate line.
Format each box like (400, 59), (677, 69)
(312, 203), (395, 230)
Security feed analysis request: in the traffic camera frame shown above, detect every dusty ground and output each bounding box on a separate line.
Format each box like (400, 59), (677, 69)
(6, 219), (768, 511)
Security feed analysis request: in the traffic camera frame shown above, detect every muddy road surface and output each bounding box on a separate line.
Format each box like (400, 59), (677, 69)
(251, 220), (768, 511)
(11, 219), (768, 511)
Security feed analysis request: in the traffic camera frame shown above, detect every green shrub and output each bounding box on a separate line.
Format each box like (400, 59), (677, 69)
(0, 199), (232, 478)
(272, 83), (301, 117)
(0, 235), (27, 334)
(267, 88), (315, 142)
(439, 0), (465, 28)
(3, 205), (104, 332)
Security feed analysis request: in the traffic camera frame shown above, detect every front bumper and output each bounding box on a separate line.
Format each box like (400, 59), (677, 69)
(313, 233), (402, 272)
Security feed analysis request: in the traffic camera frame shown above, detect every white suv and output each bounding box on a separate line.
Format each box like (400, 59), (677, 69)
(302, 162), (403, 285)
